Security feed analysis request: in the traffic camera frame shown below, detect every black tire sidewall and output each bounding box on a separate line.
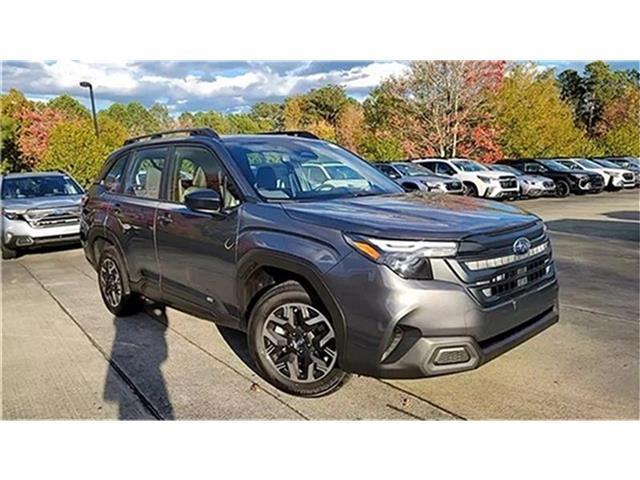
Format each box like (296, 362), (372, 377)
(556, 181), (570, 197)
(98, 246), (141, 316)
(464, 182), (478, 197)
(247, 281), (348, 397)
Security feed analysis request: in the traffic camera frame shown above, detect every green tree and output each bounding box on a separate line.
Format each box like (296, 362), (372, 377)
(1, 89), (32, 172)
(40, 117), (127, 187)
(359, 133), (404, 161)
(148, 103), (174, 131)
(48, 94), (90, 120)
(493, 65), (599, 157)
(98, 102), (159, 136)
(250, 102), (283, 130)
(305, 85), (349, 126)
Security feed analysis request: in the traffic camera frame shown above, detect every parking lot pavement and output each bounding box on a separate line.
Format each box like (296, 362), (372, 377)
(2, 190), (638, 420)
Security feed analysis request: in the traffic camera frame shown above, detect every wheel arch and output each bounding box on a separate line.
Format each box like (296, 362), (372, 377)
(237, 249), (348, 361)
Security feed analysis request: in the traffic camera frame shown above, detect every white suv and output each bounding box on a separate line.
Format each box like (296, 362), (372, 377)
(412, 158), (519, 199)
(554, 158), (635, 190)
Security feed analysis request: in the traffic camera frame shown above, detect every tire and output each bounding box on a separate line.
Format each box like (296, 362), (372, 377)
(1, 243), (17, 260)
(464, 182), (478, 197)
(247, 281), (349, 397)
(97, 245), (143, 316)
(555, 180), (570, 198)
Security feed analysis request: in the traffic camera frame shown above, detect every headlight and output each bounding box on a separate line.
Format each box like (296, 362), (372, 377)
(608, 170), (622, 177)
(344, 234), (458, 280)
(1, 209), (23, 220)
(477, 175), (494, 183)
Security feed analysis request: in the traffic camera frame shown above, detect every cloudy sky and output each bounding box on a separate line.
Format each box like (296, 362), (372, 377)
(2, 60), (637, 115)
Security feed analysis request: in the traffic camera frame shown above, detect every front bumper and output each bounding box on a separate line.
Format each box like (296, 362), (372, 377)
(484, 182), (519, 199)
(2, 218), (80, 249)
(326, 247), (559, 378)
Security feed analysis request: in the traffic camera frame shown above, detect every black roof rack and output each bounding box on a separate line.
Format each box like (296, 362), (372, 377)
(257, 131), (319, 140)
(123, 128), (220, 146)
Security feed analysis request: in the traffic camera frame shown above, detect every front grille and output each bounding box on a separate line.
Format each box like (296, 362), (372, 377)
(623, 173), (633, 181)
(591, 176), (604, 187)
(499, 178), (517, 189)
(446, 181), (462, 191)
(25, 207), (80, 228)
(470, 255), (554, 304)
(543, 181), (554, 188)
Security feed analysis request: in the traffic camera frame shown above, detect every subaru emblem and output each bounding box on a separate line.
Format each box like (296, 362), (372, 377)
(513, 237), (531, 255)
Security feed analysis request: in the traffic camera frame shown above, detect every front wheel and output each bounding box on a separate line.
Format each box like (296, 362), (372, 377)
(247, 281), (349, 397)
(555, 180), (570, 197)
(464, 182), (479, 197)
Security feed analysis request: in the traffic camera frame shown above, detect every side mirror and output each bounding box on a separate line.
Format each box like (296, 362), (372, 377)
(184, 189), (221, 213)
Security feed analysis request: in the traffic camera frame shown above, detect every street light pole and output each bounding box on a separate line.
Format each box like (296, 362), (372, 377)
(79, 81), (99, 138)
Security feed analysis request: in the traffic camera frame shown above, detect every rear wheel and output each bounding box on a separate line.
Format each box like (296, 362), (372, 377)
(247, 281), (349, 397)
(97, 245), (143, 316)
(555, 180), (570, 197)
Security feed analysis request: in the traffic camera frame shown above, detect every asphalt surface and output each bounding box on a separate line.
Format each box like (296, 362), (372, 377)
(2, 190), (638, 420)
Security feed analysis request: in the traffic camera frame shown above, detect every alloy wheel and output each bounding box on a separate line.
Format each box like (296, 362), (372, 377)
(261, 303), (337, 384)
(99, 257), (123, 308)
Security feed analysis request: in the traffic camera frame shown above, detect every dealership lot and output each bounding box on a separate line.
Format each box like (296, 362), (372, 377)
(1, 190), (638, 420)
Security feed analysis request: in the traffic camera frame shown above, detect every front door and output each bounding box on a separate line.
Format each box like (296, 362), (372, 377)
(155, 145), (242, 326)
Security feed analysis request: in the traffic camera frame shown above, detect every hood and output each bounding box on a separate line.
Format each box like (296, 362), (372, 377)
(283, 192), (539, 240)
(1, 195), (83, 213)
(471, 171), (515, 179)
(521, 174), (552, 183)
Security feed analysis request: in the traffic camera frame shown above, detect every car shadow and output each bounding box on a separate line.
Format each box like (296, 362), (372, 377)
(8, 241), (81, 259)
(103, 301), (174, 420)
(216, 326), (261, 376)
(547, 218), (640, 243)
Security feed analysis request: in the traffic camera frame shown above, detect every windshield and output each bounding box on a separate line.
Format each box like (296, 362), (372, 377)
(577, 159), (605, 169)
(490, 164), (522, 176)
(451, 160), (487, 172)
(542, 160), (572, 172)
(225, 137), (403, 200)
(557, 160), (583, 170)
(394, 163), (435, 177)
(593, 159), (622, 169)
(1, 175), (84, 199)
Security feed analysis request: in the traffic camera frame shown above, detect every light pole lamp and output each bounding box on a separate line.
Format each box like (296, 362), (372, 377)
(79, 81), (99, 138)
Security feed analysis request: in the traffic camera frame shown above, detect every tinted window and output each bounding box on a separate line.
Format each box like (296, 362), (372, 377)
(102, 154), (128, 193)
(434, 162), (456, 176)
(452, 160), (487, 172)
(1, 175), (83, 199)
(171, 146), (240, 209)
(524, 163), (544, 173)
(394, 163), (434, 177)
(124, 148), (168, 199)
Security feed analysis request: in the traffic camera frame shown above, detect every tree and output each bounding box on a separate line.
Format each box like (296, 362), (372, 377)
(98, 102), (159, 136)
(359, 133), (404, 161)
(1, 89), (32, 172)
(305, 85), (349, 126)
(283, 96), (309, 130)
(250, 102), (283, 130)
(17, 106), (66, 169)
(40, 117), (127, 187)
(48, 94), (90, 120)
(597, 86), (640, 155)
(493, 65), (599, 158)
(336, 103), (365, 152)
(148, 103), (174, 131)
(366, 61), (505, 160)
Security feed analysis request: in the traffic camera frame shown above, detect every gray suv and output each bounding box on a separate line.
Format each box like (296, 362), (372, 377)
(82, 129), (559, 397)
(1, 171), (84, 259)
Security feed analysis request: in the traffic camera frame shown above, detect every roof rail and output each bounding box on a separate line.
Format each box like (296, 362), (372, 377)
(123, 128), (220, 146)
(257, 131), (319, 140)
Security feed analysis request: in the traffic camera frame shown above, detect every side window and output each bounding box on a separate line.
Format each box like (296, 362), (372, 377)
(171, 146), (240, 209)
(124, 148), (168, 199)
(380, 165), (399, 178)
(524, 163), (543, 173)
(102, 154), (128, 193)
(435, 162), (455, 176)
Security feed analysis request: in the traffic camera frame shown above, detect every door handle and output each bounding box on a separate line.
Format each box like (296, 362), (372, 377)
(112, 203), (122, 216)
(158, 213), (174, 225)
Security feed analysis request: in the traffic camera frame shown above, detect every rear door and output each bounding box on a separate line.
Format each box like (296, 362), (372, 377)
(112, 146), (169, 296)
(155, 144), (242, 325)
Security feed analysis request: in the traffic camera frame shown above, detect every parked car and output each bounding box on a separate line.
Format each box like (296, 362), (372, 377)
(596, 157), (640, 188)
(373, 161), (464, 194)
(553, 158), (635, 191)
(500, 159), (605, 197)
(82, 129), (559, 397)
(412, 158), (519, 199)
(1, 171), (84, 259)
(587, 158), (637, 189)
(488, 164), (555, 198)
(301, 162), (371, 191)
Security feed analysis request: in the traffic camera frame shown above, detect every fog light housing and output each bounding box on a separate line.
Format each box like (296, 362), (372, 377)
(380, 327), (403, 363)
(15, 236), (34, 247)
(433, 346), (471, 365)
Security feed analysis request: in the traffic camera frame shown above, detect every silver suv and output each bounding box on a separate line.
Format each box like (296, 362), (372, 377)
(1, 171), (84, 259)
